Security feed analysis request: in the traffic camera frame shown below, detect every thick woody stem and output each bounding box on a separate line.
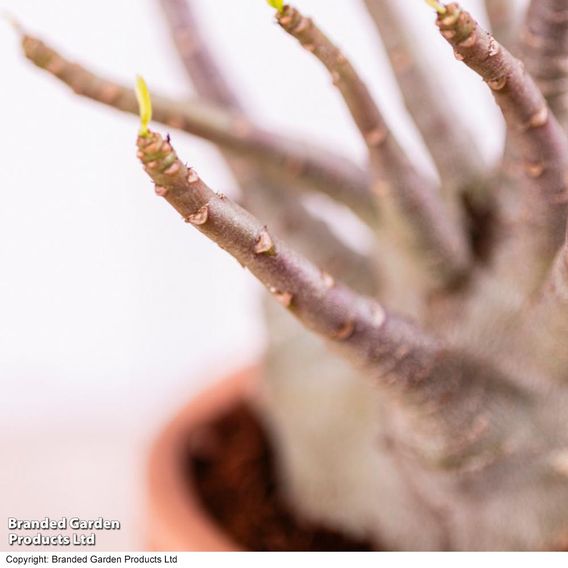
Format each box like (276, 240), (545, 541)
(436, 3), (568, 280)
(137, 131), (437, 388)
(21, 34), (376, 224)
(484, 0), (518, 50)
(522, 0), (568, 131)
(276, 5), (472, 287)
(363, 0), (485, 197)
(137, 129), (524, 466)
(249, 183), (379, 295)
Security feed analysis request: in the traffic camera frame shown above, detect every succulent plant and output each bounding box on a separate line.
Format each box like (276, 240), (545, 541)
(19, 0), (568, 550)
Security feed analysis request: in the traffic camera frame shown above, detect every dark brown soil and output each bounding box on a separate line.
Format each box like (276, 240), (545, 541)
(185, 403), (374, 551)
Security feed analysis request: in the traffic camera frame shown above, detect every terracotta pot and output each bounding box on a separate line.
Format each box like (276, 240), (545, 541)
(147, 367), (258, 551)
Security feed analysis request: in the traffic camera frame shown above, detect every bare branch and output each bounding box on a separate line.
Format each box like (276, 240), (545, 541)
(522, 0), (568, 131)
(435, 3), (568, 285)
(158, 0), (243, 112)
(275, 5), (472, 287)
(137, 131), (435, 386)
(137, 129), (525, 467)
(155, 0), (377, 293)
(21, 33), (376, 224)
(363, 0), (485, 196)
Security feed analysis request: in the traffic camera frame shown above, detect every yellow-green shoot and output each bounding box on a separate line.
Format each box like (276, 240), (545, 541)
(425, 0), (447, 14)
(266, 0), (284, 13)
(135, 75), (152, 137)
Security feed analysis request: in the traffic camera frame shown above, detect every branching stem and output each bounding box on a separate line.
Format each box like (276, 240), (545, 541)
(277, 4), (471, 287)
(364, 0), (485, 199)
(137, 127), (524, 467)
(22, 32), (376, 224)
(137, 130), (440, 394)
(436, 3), (568, 286)
(157, 0), (378, 293)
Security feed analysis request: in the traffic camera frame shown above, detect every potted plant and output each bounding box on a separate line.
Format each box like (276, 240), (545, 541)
(17, 0), (568, 551)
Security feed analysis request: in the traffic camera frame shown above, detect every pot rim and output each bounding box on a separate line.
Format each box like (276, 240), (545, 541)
(147, 366), (258, 551)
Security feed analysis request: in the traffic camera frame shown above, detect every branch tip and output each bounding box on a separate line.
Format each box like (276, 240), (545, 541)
(135, 75), (152, 137)
(1, 10), (24, 34)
